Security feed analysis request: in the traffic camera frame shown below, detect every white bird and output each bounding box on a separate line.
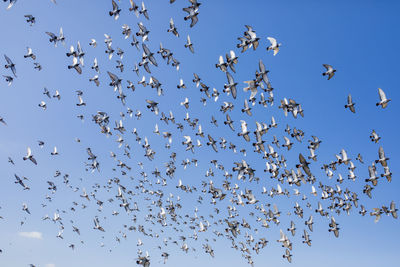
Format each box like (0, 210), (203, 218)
(51, 146), (59, 155)
(266, 37), (281, 56)
(376, 88), (391, 108)
(23, 147), (37, 165)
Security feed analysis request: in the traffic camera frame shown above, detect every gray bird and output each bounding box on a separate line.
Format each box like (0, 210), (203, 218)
(24, 47), (36, 60)
(109, 0), (121, 20)
(223, 72), (237, 99)
(183, 5), (199, 27)
(322, 64), (336, 80)
(185, 35), (194, 53)
(344, 94), (355, 113)
(23, 147), (37, 165)
(4, 54), (16, 77)
(168, 18), (179, 37)
(376, 88), (390, 108)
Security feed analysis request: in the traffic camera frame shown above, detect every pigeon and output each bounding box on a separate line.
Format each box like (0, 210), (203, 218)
(109, 0), (121, 20)
(168, 18), (179, 37)
(266, 37), (281, 56)
(23, 147), (37, 165)
(4, 54), (16, 77)
(376, 88), (391, 108)
(24, 15), (35, 25)
(344, 94), (356, 113)
(322, 64), (336, 80)
(139, 1), (150, 20)
(24, 47), (36, 60)
(185, 35), (194, 53)
(183, 5), (199, 27)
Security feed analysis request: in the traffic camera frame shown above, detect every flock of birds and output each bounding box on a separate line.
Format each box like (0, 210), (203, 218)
(1, 0), (397, 266)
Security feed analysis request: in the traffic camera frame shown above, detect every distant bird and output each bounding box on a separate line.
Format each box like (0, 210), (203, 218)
(3, 75), (13, 86)
(67, 57), (82, 74)
(129, 0), (140, 17)
(4, 0), (17, 10)
(266, 37), (281, 56)
(89, 39), (97, 47)
(51, 146), (59, 155)
(23, 147), (37, 165)
(344, 94), (355, 113)
(243, 80), (258, 100)
(89, 75), (100, 86)
(139, 1), (149, 20)
(185, 35), (194, 53)
(177, 79), (186, 89)
(168, 18), (179, 37)
(183, 4), (199, 28)
(109, 0), (121, 20)
(4, 54), (17, 77)
(24, 47), (36, 60)
(376, 88), (390, 108)
(369, 130), (380, 143)
(51, 90), (61, 102)
(76, 95), (86, 106)
(0, 116), (6, 125)
(215, 55), (227, 72)
(24, 15), (36, 26)
(22, 203), (30, 214)
(33, 62), (42, 71)
(38, 141), (44, 148)
(38, 101), (47, 110)
(223, 72), (237, 99)
(45, 31), (58, 46)
(322, 64), (336, 80)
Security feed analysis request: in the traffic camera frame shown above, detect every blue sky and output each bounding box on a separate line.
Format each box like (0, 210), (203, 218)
(0, 0), (399, 266)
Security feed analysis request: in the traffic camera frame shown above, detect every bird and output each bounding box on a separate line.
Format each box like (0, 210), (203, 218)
(89, 38), (97, 47)
(109, 0), (121, 20)
(344, 94), (355, 113)
(4, 0), (17, 10)
(322, 64), (336, 80)
(4, 54), (17, 77)
(24, 14), (36, 25)
(243, 80), (258, 100)
(0, 117), (6, 125)
(376, 88), (391, 108)
(24, 47), (36, 60)
(168, 18), (179, 37)
(185, 35), (194, 53)
(183, 3), (200, 28)
(23, 147), (37, 165)
(51, 146), (59, 155)
(67, 57), (82, 74)
(3, 75), (13, 86)
(238, 120), (250, 142)
(224, 72), (237, 99)
(129, 0), (140, 17)
(139, 1), (150, 20)
(266, 37), (281, 56)
(38, 101), (47, 110)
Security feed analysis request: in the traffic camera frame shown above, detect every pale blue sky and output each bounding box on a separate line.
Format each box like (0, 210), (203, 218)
(0, 0), (399, 267)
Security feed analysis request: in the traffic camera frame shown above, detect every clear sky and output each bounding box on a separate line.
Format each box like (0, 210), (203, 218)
(0, 0), (399, 267)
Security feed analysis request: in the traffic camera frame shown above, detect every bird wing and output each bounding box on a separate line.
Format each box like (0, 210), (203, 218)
(240, 120), (247, 133)
(190, 15), (199, 28)
(323, 64), (332, 71)
(267, 37), (277, 46)
(378, 88), (387, 101)
(4, 54), (12, 65)
(107, 71), (118, 82)
(112, 0), (118, 10)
